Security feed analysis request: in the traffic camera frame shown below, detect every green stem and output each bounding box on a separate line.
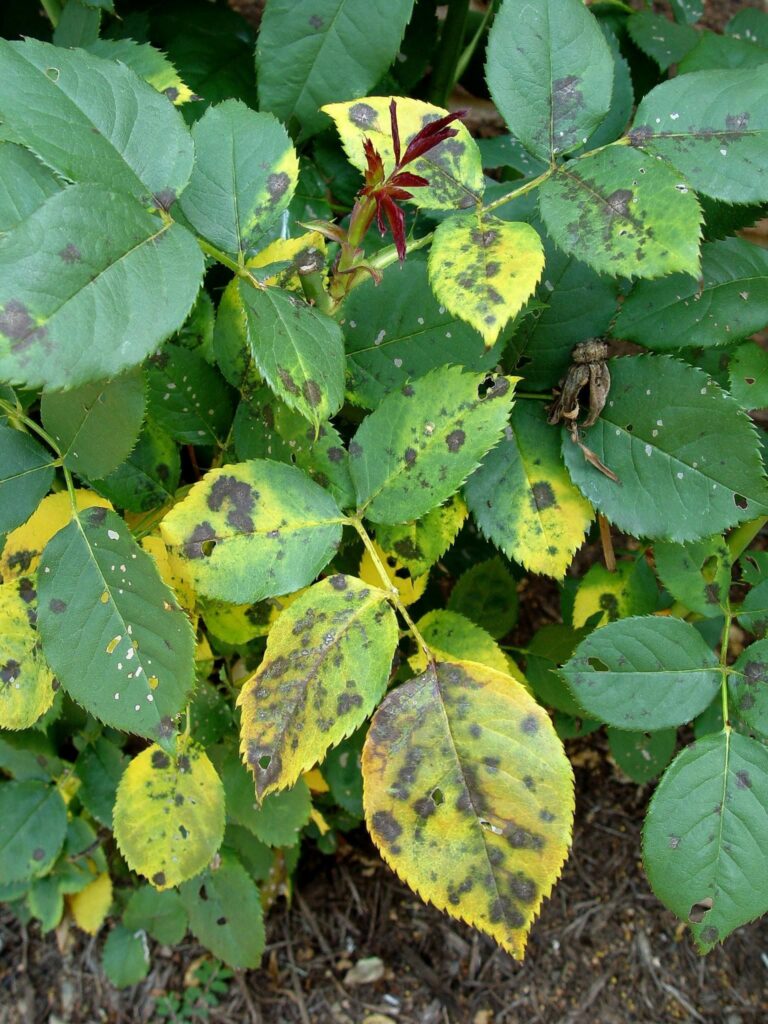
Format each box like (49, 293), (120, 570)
(719, 606), (732, 730)
(483, 168), (553, 213)
(0, 399), (77, 510)
(516, 391), (550, 402)
(348, 516), (433, 662)
(727, 516), (767, 562)
(197, 238), (266, 291)
(452, 0), (499, 88)
(40, 0), (62, 27)
(428, 0), (471, 106)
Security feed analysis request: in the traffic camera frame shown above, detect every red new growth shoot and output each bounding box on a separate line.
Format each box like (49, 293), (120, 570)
(358, 99), (465, 261)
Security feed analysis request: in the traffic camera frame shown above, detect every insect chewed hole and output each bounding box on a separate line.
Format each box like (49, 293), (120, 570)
(258, 754), (272, 770)
(625, 423), (633, 432)
(431, 787), (445, 806)
(201, 539), (216, 557)
(477, 375), (495, 399)
(587, 656), (609, 671)
(689, 897), (713, 923)
(479, 818), (503, 835)
(700, 555), (719, 582)
(200, 886), (209, 901)
(734, 494), (748, 509)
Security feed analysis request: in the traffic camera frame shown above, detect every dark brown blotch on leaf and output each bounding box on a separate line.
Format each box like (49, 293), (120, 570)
(48, 598), (66, 614)
(371, 810), (402, 846)
(58, 243), (81, 263)
(0, 300), (47, 351)
(152, 750), (171, 770)
(184, 521), (217, 559)
(267, 172), (290, 202)
(349, 102), (378, 128)
(446, 429), (465, 453)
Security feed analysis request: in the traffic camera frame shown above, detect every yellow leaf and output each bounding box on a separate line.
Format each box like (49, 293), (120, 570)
(303, 769), (330, 794)
(322, 96), (484, 211)
(247, 232), (326, 291)
(428, 211), (545, 346)
(141, 534), (196, 613)
(0, 575), (56, 729)
(572, 560), (658, 628)
(409, 610), (509, 675)
(113, 738), (225, 890)
(359, 541), (428, 606)
(1, 490), (111, 582)
(69, 872), (113, 935)
(363, 661), (574, 959)
(238, 575), (398, 798)
(310, 807), (331, 835)
(374, 494), (467, 577)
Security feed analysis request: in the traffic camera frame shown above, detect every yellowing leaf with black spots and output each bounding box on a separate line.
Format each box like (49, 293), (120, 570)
(359, 541), (428, 607)
(363, 660), (574, 958)
(464, 401), (593, 578)
(0, 576), (56, 730)
(239, 575), (398, 798)
(160, 461), (345, 604)
(179, 100), (299, 257)
(322, 96), (484, 211)
(140, 534), (197, 614)
(113, 740), (225, 890)
(350, 367), (515, 525)
(69, 871), (112, 935)
(409, 610), (509, 675)
(572, 559), (658, 628)
(538, 146), (702, 278)
(37, 507), (196, 743)
(1, 489), (111, 582)
(247, 232), (327, 292)
(374, 495), (467, 577)
(428, 213), (544, 346)
(85, 39), (194, 105)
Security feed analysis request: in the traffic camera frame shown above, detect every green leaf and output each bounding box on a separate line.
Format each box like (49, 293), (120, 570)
(114, 739), (225, 889)
(37, 506), (196, 742)
(729, 343), (768, 410)
(679, 33), (768, 74)
(627, 12), (698, 71)
(643, 732), (768, 952)
(233, 393), (353, 511)
(427, 212), (545, 347)
(0, 143), (61, 234)
(477, 135), (548, 175)
(179, 101), (298, 256)
(448, 558), (518, 640)
(214, 745), (311, 846)
(615, 238), (768, 351)
(507, 236), (619, 392)
(343, 256), (504, 409)
(0, 425), (55, 534)
(92, 420), (181, 513)
(363, 660), (574, 958)
(608, 727), (677, 784)
(239, 574), (397, 798)
(465, 400), (593, 579)
(726, 9), (768, 47)
(85, 39), (190, 104)
(122, 885), (188, 946)
(180, 853), (265, 968)
(101, 925), (150, 988)
(576, 27), (634, 152)
(738, 578), (768, 638)
(629, 68), (768, 203)
(538, 146), (702, 278)
(525, 625), (586, 716)
(350, 367), (514, 525)
(562, 355), (768, 541)
(147, 344), (235, 447)
(323, 95), (484, 211)
(486, 0), (614, 161)
(237, 282), (345, 429)
(409, 610), (510, 676)
(374, 494), (467, 578)
(561, 615), (720, 729)
(572, 559), (658, 628)
(728, 640), (768, 736)
(41, 369), (146, 480)
(160, 460), (345, 603)
(28, 874), (65, 933)
(654, 536), (731, 618)
(671, 0), (703, 25)
(0, 39), (193, 204)
(0, 185), (203, 390)
(0, 576), (56, 730)
(74, 737), (127, 828)
(53, 0), (101, 48)
(322, 729), (364, 817)
(258, 0), (416, 139)
(0, 780), (67, 882)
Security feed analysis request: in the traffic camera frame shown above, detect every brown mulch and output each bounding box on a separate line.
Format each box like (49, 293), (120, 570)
(2, 747), (767, 1024)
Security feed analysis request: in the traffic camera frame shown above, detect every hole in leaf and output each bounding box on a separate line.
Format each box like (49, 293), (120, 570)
(516, 355), (532, 369)
(625, 423), (633, 433)
(45, 67), (60, 81)
(700, 555), (719, 583)
(587, 657), (609, 671)
(258, 754), (271, 770)
(201, 539), (216, 557)
(200, 886), (209, 901)
(479, 818), (503, 835)
(745, 377), (755, 385)
(431, 787), (445, 806)
(689, 897), (713, 923)
(734, 494), (748, 510)
(477, 375), (495, 399)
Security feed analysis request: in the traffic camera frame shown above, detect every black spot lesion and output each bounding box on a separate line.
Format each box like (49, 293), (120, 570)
(207, 475), (256, 533)
(48, 598), (66, 614)
(531, 481), (556, 511)
(445, 429), (465, 453)
(184, 521), (218, 559)
(88, 507), (107, 526)
(58, 243), (81, 263)
(266, 172), (291, 203)
(152, 750), (171, 770)
(371, 809), (402, 848)
(520, 714), (539, 735)
(0, 300), (47, 351)
(1, 659), (21, 684)
(349, 102), (378, 129)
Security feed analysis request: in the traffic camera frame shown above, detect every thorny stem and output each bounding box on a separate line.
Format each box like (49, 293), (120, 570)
(348, 515), (433, 663)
